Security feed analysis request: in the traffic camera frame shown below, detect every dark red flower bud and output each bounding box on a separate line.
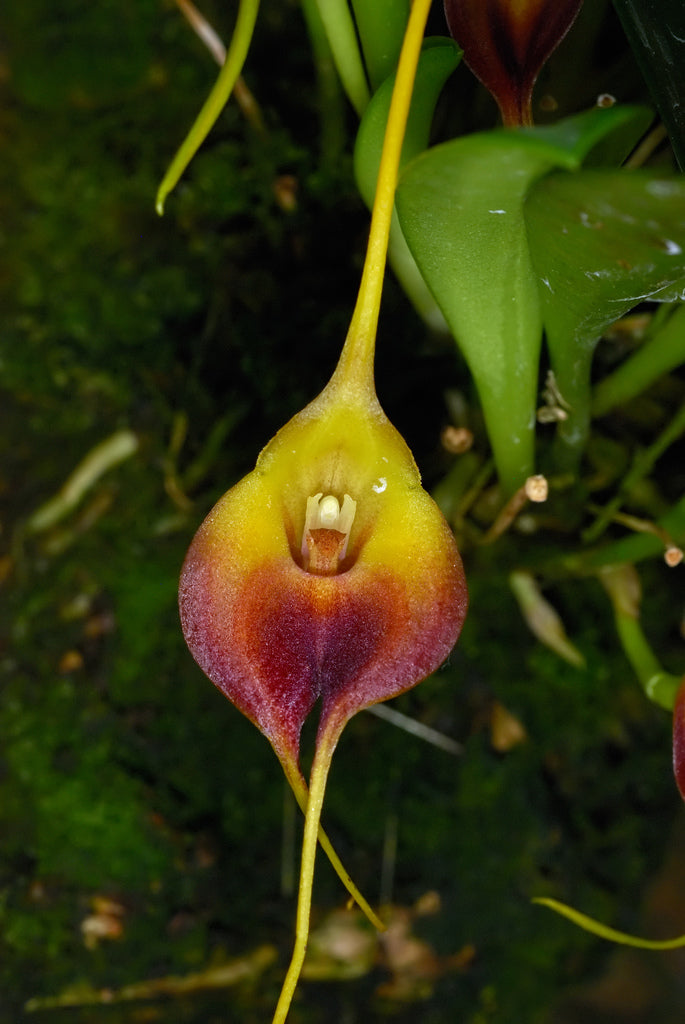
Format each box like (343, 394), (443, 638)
(444, 0), (583, 126)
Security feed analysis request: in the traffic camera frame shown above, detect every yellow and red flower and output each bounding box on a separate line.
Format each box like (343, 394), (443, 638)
(175, 2), (467, 1017)
(179, 374), (467, 775)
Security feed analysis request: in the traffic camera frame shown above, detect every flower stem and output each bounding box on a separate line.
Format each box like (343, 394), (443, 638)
(331, 0), (433, 398)
(156, 0), (261, 214)
(600, 564), (681, 711)
(279, 759), (385, 931)
(271, 731), (338, 1024)
(583, 401), (685, 545)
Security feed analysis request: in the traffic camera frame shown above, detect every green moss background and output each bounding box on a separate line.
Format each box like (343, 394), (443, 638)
(1, 2), (684, 1022)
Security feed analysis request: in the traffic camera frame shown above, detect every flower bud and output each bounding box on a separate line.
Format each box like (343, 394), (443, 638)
(444, 0), (583, 126)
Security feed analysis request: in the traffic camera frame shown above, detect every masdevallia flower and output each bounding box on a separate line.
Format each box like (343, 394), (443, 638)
(179, 371), (467, 774)
(179, 364), (467, 1022)
(176, 2), (465, 1018)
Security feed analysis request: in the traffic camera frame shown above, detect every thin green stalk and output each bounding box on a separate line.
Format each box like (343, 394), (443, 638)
(592, 304), (685, 418)
(613, 612), (680, 710)
(279, 758), (384, 931)
(300, 0), (346, 170)
(583, 401), (685, 544)
(156, 0), (261, 213)
(271, 731), (337, 1024)
(534, 898), (685, 949)
(601, 565), (681, 711)
(551, 491), (685, 574)
(550, 341), (594, 476)
(311, 0), (370, 116)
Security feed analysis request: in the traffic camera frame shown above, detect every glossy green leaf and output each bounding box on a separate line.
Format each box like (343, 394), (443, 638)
(350, 0), (411, 90)
(525, 169), (685, 465)
(397, 137), (568, 493)
(518, 104), (652, 165)
(613, 0), (685, 169)
(396, 108), (639, 493)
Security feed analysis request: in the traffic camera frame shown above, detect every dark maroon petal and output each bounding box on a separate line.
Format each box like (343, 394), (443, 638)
(444, 0), (583, 125)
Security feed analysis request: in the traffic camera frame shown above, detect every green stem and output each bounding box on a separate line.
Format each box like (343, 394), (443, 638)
(534, 898), (685, 949)
(584, 401), (685, 544)
(278, 758), (384, 931)
(271, 730), (338, 1024)
(613, 612), (680, 710)
(550, 342), (594, 476)
(300, 0), (346, 170)
(600, 565), (681, 711)
(311, 0), (370, 117)
(350, 0), (411, 89)
(592, 304), (685, 418)
(156, 0), (261, 213)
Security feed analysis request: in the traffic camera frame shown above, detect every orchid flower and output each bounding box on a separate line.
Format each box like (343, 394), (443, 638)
(170, 2), (467, 1020)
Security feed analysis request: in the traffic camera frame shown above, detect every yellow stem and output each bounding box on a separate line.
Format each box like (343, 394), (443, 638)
(330, 0), (433, 398)
(271, 733), (338, 1024)
(279, 759), (385, 931)
(270, 6), (433, 1017)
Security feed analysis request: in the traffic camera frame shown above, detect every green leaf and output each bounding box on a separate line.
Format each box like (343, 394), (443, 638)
(396, 106), (649, 492)
(525, 169), (685, 465)
(613, 0), (685, 169)
(350, 0), (411, 90)
(518, 104), (652, 166)
(397, 135), (567, 493)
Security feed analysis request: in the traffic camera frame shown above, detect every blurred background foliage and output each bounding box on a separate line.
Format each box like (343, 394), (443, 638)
(0, 1), (684, 1022)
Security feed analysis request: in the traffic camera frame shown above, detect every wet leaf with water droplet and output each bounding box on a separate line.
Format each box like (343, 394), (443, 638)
(525, 169), (685, 465)
(396, 107), (649, 493)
